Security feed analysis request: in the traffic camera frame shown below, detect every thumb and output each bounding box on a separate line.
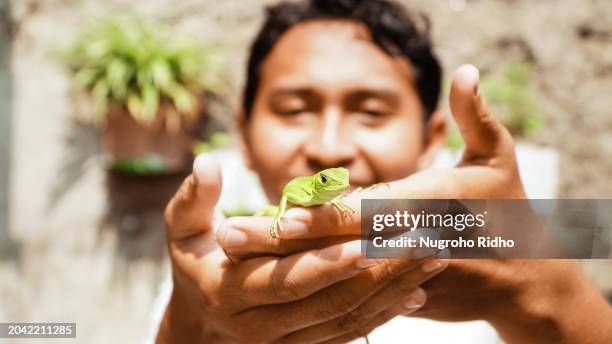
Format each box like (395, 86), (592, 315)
(164, 153), (223, 241)
(449, 64), (511, 160)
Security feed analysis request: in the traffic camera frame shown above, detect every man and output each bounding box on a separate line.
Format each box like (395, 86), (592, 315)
(157, 0), (612, 342)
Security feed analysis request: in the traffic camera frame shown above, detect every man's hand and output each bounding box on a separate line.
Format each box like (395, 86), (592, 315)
(157, 154), (448, 344)
(219, 65), (612, 343)
(218, 64), (524, 261)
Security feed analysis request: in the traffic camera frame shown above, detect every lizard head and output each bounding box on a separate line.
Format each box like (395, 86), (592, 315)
(314, 167), (350, 194)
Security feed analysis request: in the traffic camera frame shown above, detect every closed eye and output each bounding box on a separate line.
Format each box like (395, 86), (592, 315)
(359, 109), (389, 117)
(278, 108), (308, 116)
(268, 88), (321, 118)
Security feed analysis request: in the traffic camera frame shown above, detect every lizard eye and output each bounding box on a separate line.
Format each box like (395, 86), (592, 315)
(321, 175), (327, 184)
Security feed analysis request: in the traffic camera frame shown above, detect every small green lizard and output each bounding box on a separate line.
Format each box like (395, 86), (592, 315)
(254, 167), (354, 238)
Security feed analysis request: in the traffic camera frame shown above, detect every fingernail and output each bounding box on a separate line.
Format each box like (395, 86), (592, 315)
(403, 287), (426, 311)
(422, 259), (443, 273)
(221, 228), (249, 248)
(193, 154), (214, 181)
(355, 259), (378, 269)
(403, 300), (422, 310)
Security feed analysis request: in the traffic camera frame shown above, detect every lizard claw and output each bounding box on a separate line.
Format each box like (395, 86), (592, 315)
(330, 198), (355, 217)
(278, 217), (286, 233)
(269, 217), (287, 238)
(269, 224), (279, 238)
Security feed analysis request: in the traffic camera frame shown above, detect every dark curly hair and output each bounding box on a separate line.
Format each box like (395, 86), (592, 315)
(243, 0), (442, 121)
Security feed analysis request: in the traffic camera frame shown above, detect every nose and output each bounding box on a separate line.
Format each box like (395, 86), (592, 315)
(303, 105), (357, 170)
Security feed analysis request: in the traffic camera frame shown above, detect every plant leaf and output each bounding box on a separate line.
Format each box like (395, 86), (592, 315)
(91, 79), (110, 119)
(141, 83), (159, 120)
(151, 58), (172, 89)
(166, 82), (194, 114)
(106, 58), (131, 99)
(72, 68), (100, 89)
(127, 91), (144, 120)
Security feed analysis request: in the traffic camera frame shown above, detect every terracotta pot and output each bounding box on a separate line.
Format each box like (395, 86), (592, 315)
(100, 100), (202, 174)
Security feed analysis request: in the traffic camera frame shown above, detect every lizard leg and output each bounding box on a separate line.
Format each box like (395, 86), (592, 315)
(255, 205), (279, 217)
(330, 183), (391, 217)
(355, 183), (390, 193)
(270, 195), (288, 238)
(330, 195), (355, 216)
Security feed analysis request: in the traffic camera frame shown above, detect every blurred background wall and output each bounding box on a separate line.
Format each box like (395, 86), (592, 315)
(1, 0), (611, 343)
(0, 0), (14, 258)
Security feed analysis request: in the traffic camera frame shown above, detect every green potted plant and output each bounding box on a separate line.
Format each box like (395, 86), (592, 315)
(478, 61), (544, 137)
(63, 15), (222, 174)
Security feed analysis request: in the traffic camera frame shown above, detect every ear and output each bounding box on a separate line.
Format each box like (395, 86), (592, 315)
(416, 110), (448, 170)
(236, 108), (254, 170)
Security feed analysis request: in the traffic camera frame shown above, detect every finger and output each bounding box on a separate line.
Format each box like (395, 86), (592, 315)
(449, 64), (513, 160)
(276, 285), (427, 344)
(315, 289), (425, 344)
(396, 166), (509, 199)
(278, 194), (364, 239)
(316, 310), (394, 344)
(317, 292), (413, 344)
(237, 256), (446, 339)
(222, 240), (381, 310)
(279, 184), (447, 239)
(275, 260), (440, 344)
(217, 216), (357, 260)
(164, 153), (222, 241)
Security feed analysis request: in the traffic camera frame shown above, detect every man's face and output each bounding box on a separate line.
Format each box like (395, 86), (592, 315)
(241, 20), (444, 202)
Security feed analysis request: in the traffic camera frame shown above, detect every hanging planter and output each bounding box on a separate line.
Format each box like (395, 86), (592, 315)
(63, 15), (223, 174)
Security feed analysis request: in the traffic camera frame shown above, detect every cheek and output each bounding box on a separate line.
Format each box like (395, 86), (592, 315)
(354, 118), (423, 181)
(247, 117), (306, 199)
